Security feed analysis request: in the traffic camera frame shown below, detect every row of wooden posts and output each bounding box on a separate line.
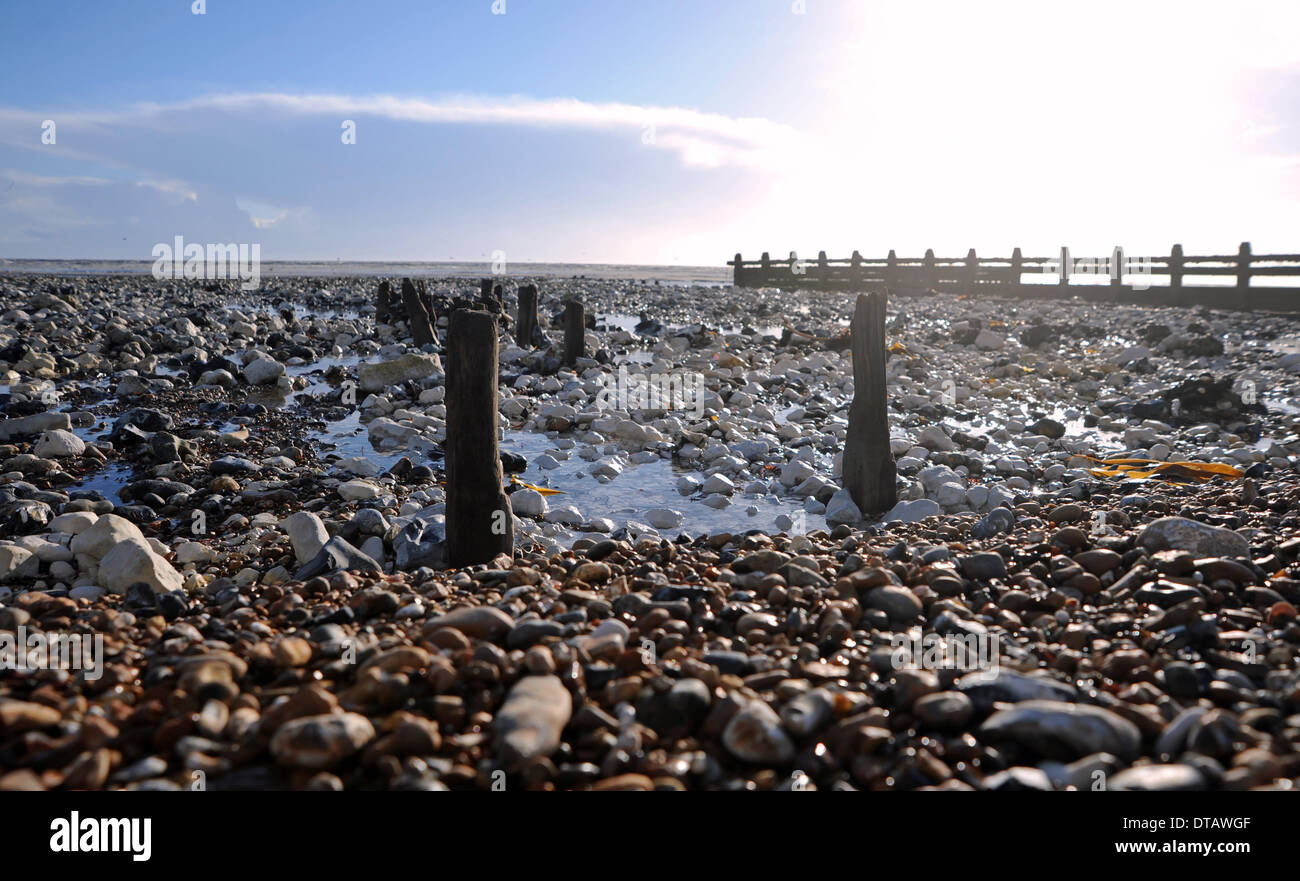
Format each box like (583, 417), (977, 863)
(410, 277), (896, 566)
(378, 278), (590, 566)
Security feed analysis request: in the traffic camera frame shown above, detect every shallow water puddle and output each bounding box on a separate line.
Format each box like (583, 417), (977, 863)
(502, 430), (829, 539)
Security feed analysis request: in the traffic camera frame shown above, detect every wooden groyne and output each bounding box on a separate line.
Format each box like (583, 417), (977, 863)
(729, 243), (1300, 311)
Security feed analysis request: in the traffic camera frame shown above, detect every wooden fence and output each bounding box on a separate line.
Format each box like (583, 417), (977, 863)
(728, 243), (1300, 311)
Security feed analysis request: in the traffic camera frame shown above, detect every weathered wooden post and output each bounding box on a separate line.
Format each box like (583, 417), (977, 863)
(818, 250), (829, 287)
(886, 249), (898, 290)
(851, 250), (863, 288)
(1008, 247), (1023, 290)
(446, 309), (513, 567)
(400, 278), (437, 347)
(516, 283), (540, 348)
(760, 251), (771, 285)
(376, 280), (393, 324)
(1059, 246), (1071, 291)
(1169, 244), (1184, 290)
(923, 248), (937, 291)
(1237, 242), (1252, 291)
(733, 252), (743, 287)
(562, 299), (585, 365)
(843, 291), (897, 515)
(1111, 245), (1125, 291)
(964, 248), (978, 293)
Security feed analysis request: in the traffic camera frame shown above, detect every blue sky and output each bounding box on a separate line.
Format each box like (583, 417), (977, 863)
(1, 0), (1298, 265)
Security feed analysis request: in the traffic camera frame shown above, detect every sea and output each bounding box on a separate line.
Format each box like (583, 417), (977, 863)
(0, 259), (731, 286)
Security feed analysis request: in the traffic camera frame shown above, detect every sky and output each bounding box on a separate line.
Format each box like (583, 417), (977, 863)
(0, 0), (1298, 266)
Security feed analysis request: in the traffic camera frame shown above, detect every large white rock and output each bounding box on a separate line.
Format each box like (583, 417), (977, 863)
(244, 354), (285, 385)
(917, 426), (957, 452)
(49, 512), (97, 535)
(510, 488), (548, 517)
(644, 508), (684, 529)
(823, 488), (862, 526)
(358, 353), (442, 393)
(702, 473), (736, 495)
(34, 429), (85, 458)
(338, 480), (382, 502)
(280, 511), (330, 564)
(98, 538), (184, 594)
(882, 498), (942, 524)
(70, 514), (145, 561)
(0, 546), (38, 582)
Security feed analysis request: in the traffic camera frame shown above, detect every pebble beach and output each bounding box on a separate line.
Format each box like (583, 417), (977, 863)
(2, 273), (1300, 791)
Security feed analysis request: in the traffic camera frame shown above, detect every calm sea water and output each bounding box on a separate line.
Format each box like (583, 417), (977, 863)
(0, 259), (731, 286)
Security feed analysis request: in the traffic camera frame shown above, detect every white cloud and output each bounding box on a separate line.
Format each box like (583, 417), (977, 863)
(0, 92), (807, 172)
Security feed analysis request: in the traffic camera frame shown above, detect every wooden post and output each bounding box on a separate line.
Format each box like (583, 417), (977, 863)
(923, 249), (936, 291)
(376, 280), (392, 324)
(733, 252), (743, 287)
(446, 309), (513, 567)
(818, 250), (829, 287)
(1237, 242), (1252, 292)
(562, 299), (585, 365)
(1008, 247), (1023, 289)
(964, 248), (978, 293)
(760, 251), (771, 284)
(516, 283), (540, 348)
(1169, 244), (1184, 290)
(400, 278), (437, 347)
(886, 249), (898, 290)
(1111, 246), (1124, 289)
(1059, 246), (1071, 290)
(843, 291), (897, 515)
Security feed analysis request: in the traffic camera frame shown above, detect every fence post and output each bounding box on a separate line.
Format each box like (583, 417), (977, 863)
(761, 251), (771, 284)
(843, 291), (897, 514)
(886, 249), (898, 290)
(965, 248), (978, 293)
(1237, 242), (1252, 291)
(376, 280), (392, 324)
(1169, 244), (1184, 305)
(562, 299), (585, 365)
(1111, 245), (1124, 290)
(733, 252), (743, 287)
(401, 278), (437, 347)
(1008, 247), (1023, 290)
(923, 248), (936, 290)
(1059, 246), (1071, 290)
(516, 283), (539, 348)
(818, 250), (829, 287)
(446, 309), (513, 567)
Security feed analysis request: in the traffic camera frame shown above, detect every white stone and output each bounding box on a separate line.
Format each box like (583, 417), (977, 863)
(70, 514), (144, 561)
(280, 511), (330, 564)
(702, 473), (736, 495)
(824, 488), (861, 526)
(34, 429), (85, 458)
(98, 538), (184, 594)
(244, 354), (285, 385)
(338, 480), (382, 502)
(511, 488), (549, 517)
(644, 508), (684, 529)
